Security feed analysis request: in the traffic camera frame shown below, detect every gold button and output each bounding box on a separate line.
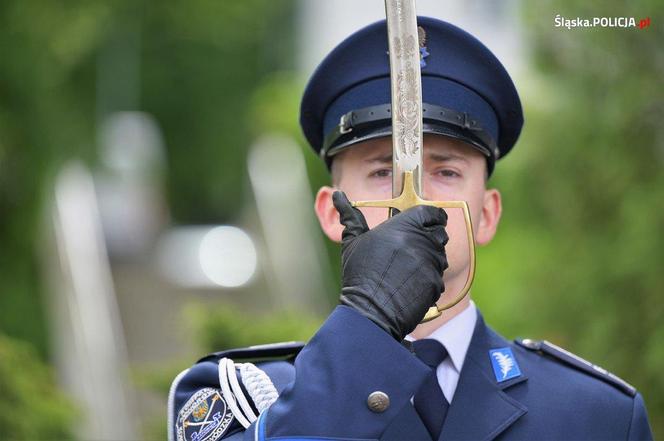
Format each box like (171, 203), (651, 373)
(367, 391), (390, 413)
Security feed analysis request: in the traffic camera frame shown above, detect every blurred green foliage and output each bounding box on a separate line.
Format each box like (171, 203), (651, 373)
(473, 0), (663, 436)
(0, 0), (110, 357)
(0, 334), (76, 440)
(186, 303), (323, 351)
(0, 0), (296, 356)
(141, 0), (297, 223)
(1, 0), (296, 438)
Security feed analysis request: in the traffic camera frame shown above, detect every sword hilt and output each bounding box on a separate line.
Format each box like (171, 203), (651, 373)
(351, 170), (476, 323)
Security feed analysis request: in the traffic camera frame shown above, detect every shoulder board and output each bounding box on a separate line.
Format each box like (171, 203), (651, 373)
(197, 341), (305, 364)
(515, 338), (636, 397)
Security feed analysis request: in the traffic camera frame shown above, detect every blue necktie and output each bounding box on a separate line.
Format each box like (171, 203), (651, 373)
(413, 339), (449, 440)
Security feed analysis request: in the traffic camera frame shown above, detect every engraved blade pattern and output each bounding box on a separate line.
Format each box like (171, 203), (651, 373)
(384, 0), (423, 198)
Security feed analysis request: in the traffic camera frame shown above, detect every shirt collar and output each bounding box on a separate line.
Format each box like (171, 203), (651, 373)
(409, 301), (477, 373)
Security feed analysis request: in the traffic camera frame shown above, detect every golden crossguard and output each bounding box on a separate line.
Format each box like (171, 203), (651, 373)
(352, 170), (476, 322)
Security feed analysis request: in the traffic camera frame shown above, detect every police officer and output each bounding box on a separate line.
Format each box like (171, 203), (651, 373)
(169, 17), (653, 441)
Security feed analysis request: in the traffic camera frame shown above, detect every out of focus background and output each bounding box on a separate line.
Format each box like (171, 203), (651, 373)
(0, 0), (662, 439)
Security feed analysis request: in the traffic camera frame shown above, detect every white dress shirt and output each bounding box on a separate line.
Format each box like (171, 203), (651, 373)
(407, 300), (477, 403)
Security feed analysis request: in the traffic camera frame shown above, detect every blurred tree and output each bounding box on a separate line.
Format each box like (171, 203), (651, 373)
(0, 0), (295, 350)
(186, 302), (323, 351)
(473, 0), (663, 436)
(0, 0), (295, 437)
(0, 334), (76, 439)
(0, 0), (111, 356)
(141, 0), (296, 223)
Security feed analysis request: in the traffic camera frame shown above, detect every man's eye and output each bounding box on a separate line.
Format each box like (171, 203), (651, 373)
(370, 168), (392, 178)
(436, 169), (461, 178)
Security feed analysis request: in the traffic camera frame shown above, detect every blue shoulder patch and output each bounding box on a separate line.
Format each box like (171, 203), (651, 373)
(489, 347), (522, 382)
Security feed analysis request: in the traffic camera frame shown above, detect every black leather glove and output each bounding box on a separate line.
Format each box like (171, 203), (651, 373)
(333, 191), (449, 341)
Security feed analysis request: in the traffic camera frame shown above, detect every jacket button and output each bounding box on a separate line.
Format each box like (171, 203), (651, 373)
(367, 391), (390, 413)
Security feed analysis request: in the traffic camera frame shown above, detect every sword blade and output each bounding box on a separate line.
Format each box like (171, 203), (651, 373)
(384, 0), (424, 200)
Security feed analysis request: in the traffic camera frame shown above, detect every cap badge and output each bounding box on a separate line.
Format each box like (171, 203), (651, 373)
(489, 347), (522, 382)
(418, 26), (430, 68)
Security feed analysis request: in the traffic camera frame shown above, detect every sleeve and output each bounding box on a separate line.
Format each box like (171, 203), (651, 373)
(168, 362), (246, 441)
(250, 305), (431, 441)
(627, 393), (653, 441)
(168, 357), (296, 441)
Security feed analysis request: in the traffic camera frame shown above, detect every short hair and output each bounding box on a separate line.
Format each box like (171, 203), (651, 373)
(330, 156), (343, 186)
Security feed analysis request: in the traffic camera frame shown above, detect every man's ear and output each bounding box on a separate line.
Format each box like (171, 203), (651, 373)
(315, 186), (344, 243)
(475, 188), (502, 246)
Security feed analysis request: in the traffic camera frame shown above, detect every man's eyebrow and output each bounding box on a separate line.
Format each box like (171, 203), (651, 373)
(363, 152), (468, 164)
(427, 152), (469, 163)
(364, 154), (393, 164)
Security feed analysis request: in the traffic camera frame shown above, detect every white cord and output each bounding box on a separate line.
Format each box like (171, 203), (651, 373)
(239, 363), (279, 414)
(218, 358), (252, 428)
(227, 361), (258, 423)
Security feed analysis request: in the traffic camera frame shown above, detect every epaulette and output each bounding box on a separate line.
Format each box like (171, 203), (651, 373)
(197, 341), (305, 364)
(515, 339), (636, 397)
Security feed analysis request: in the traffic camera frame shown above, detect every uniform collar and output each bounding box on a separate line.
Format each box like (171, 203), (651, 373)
(408, 301), (477, 373)
(440, 311), (529, 441)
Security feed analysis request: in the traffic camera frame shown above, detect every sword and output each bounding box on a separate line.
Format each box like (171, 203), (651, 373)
(351, 0), (476, 322)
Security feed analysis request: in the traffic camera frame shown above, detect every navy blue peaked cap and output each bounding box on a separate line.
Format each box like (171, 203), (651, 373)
(300, 16), (523, 174)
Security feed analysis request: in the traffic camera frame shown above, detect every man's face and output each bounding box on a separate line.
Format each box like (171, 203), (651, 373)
(315, 134), (502, 298)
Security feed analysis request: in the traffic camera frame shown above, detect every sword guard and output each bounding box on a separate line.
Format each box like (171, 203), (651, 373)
(351, 170), (476, 323)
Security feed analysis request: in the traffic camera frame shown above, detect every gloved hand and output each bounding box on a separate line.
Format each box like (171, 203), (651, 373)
(333, 191), (449, 341)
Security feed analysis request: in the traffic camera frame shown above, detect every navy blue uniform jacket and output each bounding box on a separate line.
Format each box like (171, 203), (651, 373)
(170, 306), (653, 441)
